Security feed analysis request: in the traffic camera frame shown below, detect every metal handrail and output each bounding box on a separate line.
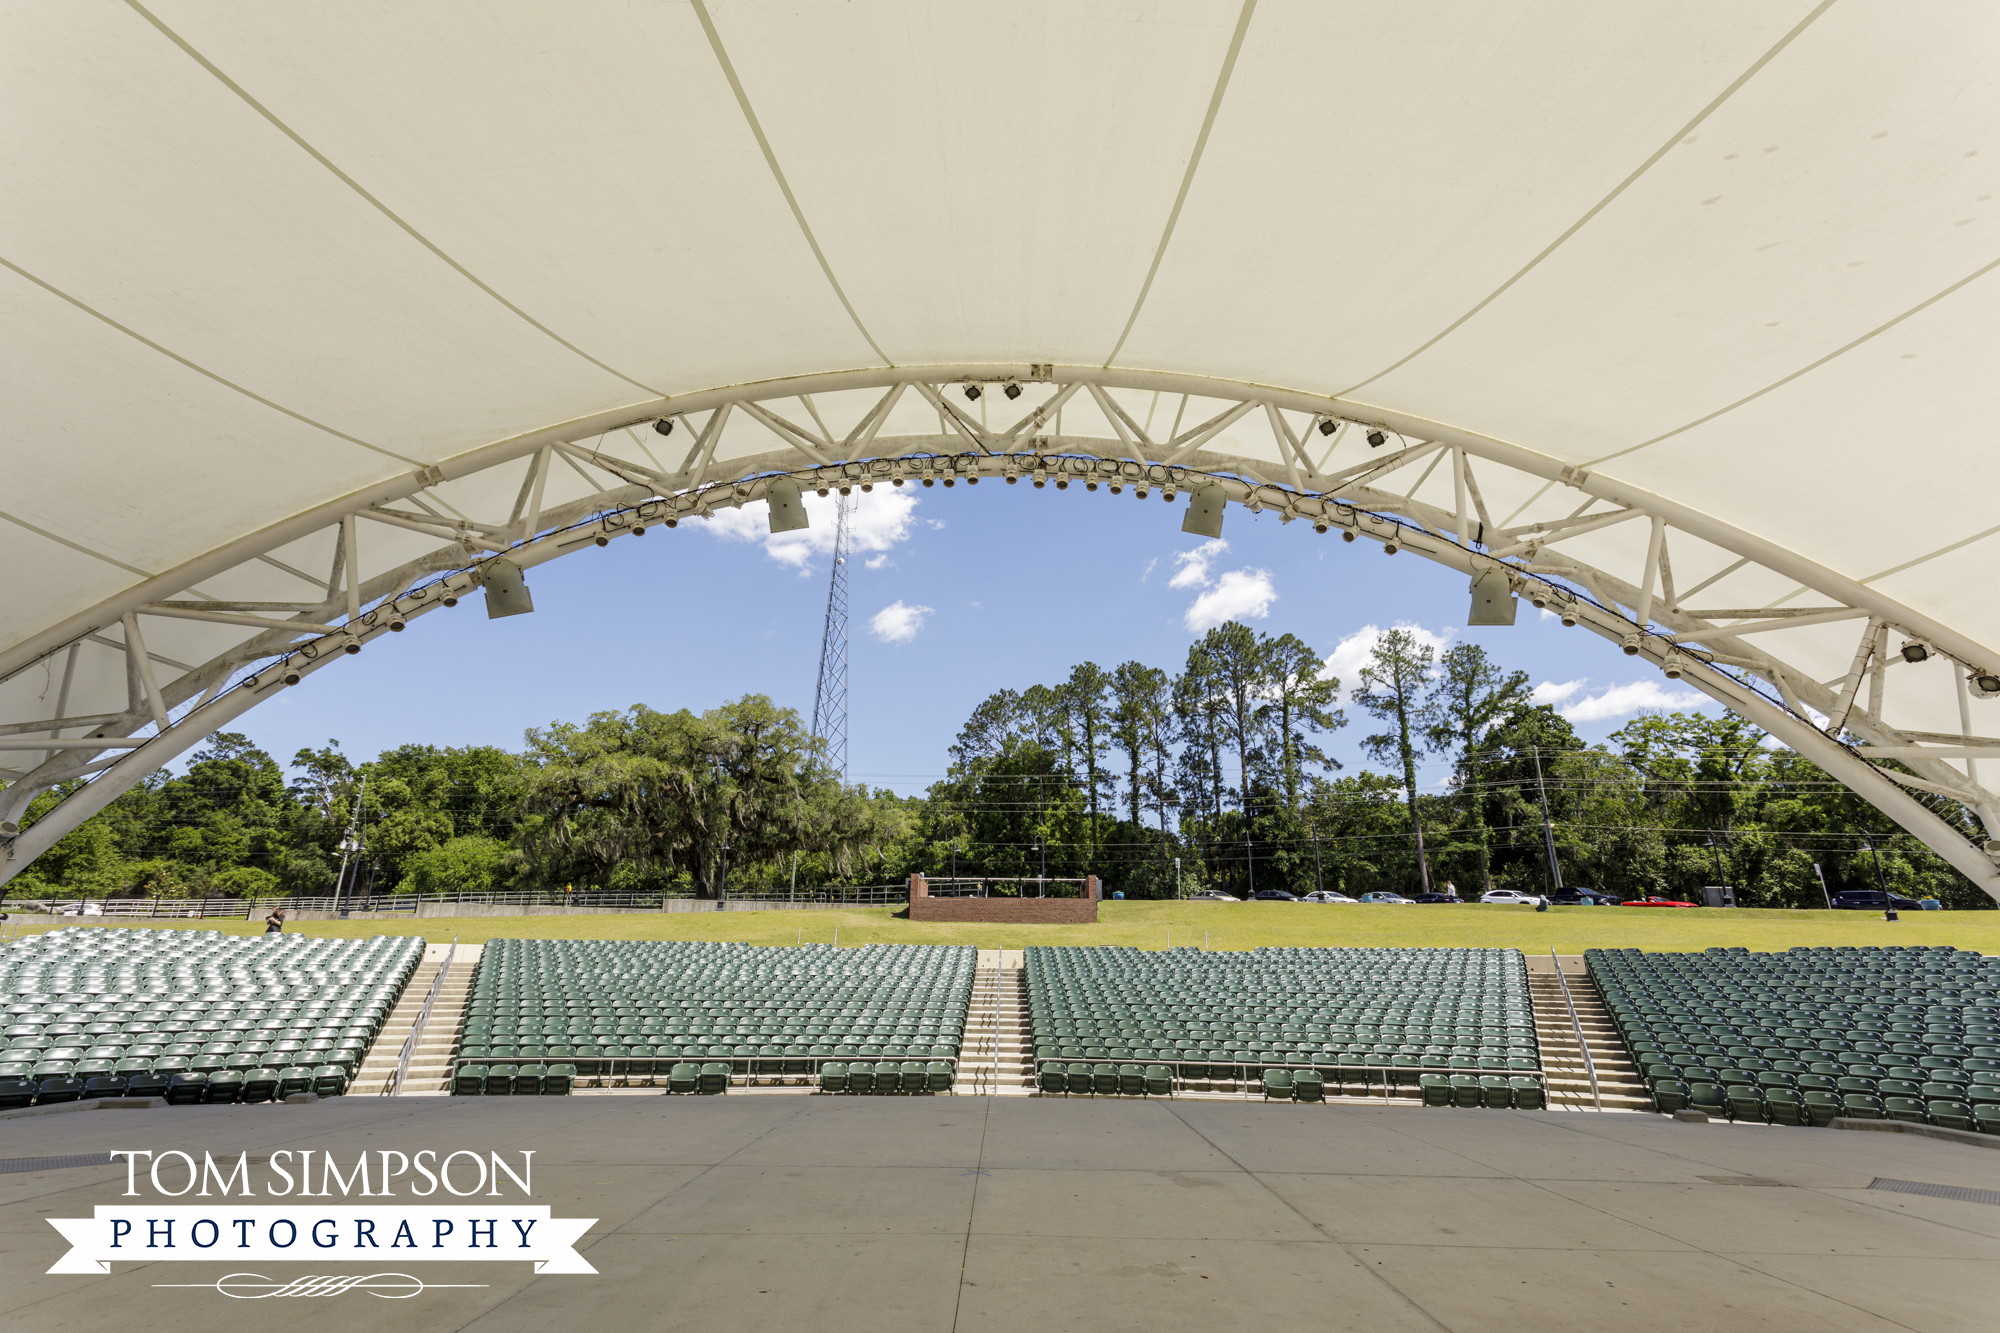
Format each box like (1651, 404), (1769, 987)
(383, 937), (455, 1096)
(1551, 949), (1602, 1112)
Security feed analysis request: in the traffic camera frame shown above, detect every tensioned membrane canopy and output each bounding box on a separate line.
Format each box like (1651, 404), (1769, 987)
(4, 1), (1998, 746)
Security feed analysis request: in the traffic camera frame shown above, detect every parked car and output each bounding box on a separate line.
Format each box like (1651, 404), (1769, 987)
(1479, 890), (1544, 906)
(52, 902), (104, 916)
(1186, 890), (1240, 902)
(1829, 889), (1925, 911)
(1545, 886), (1621, 906)
(1357, 892), (1415, 904)
(1299, 890), (1359, 903)
(1410, 893), (1463, 904)
(1619, 896), (1697, 908)
(1248, 889), (1299, 901)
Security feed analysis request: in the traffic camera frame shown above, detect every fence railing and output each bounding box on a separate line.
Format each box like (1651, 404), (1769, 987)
(383, 938), (455, 1097)
(7, 884), (914, 918)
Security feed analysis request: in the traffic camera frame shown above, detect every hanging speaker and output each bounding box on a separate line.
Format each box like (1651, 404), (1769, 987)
(766, 477), (810, 533)
(483, 558), (535, 619)
(1467, 567), (1517, 626)
(1181, 484), (1225, 539)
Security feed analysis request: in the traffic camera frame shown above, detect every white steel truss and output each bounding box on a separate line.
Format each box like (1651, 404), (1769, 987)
(3, 367), (1997, 899)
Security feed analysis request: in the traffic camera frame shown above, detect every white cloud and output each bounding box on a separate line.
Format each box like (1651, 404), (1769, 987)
(1140, 557), (1158, 581)
(869, 600), (934, 644)
(1184, 568), (1277, 631)
(1169, 539), (1228, 589)
(1322, 622), (1454, 699)
(701, 488), (920, 572)
(864, 554), (891, 570)
(1558, 679), (1707, 723)
(1531, 678), (1586, 706)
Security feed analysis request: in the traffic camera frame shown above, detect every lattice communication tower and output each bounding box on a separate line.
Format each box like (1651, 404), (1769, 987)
(809, 493), (855, 778)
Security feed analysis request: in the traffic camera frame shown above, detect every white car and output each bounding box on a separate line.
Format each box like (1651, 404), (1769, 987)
(1186, 890), (1240, 902)
(1300, 891), (1359, 903)
(1480, 890), (1545, 906)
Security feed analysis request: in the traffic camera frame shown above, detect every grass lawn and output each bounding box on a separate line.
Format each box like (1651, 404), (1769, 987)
(9, 901), (1997, 954)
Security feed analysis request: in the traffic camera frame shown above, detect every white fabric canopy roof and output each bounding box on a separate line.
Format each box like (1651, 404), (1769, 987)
(4, 1), (1998, 874)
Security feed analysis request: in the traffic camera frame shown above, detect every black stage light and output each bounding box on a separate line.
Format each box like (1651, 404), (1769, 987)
(1366, 430), (1387, 448)
(1004, 381), (1022, 400)
(1318, 419), (1337, 436)
(653, 419), (674, 437)
(964, 384), (981, 401)
(1901, 641), (1930, 663)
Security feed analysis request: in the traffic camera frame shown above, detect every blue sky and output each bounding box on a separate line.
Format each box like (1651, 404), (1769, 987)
(238, 485), (1715, 794)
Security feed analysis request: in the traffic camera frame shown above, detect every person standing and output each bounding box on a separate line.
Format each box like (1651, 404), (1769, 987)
(264, 906), (286, 934)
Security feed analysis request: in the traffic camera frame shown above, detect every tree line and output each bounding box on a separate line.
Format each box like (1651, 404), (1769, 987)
(2, 620), (1990, 908)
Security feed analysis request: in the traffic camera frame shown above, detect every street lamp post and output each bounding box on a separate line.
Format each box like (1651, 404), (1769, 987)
(1862, 835), (1896, 920)
(1312, 833), (1323, 897)
(1705, 833), (1728, 905)
(1811, 861), (1832, 910)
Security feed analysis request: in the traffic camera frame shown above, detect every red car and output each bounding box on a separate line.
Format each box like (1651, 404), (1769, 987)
(1619, 896), (1696, 908)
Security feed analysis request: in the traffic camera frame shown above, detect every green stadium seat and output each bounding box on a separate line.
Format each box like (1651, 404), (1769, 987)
(1293, 1070), (1324, 1103)
(1841, 1092), (1886, 1119)
(1480, 1075), (1510, 1108)
(514, 1064), (547, 1096)
(926, 1061), (953, 1092)
(1420, 1074), (1451, 1107)
(1262, 1068), (1294, 1100)
(454, 1065), (486, 1096)
(698, 1062), (730, 1094)
(668, 1062), (698, 1094)
(1765, 1088), (1805, 1125)
(203, 1070), (243, 1103)
(163, 1073), (207, 1105)
(820, 1061), (848, 1093)
(1066, 1063), (1093, 1095)
(484, 1065), (517, 1095)
(1451, 1074), (1481, 1108)
(1883, 1096), (1929, 1124)
(1928, 1099), (1973, 1131)
(1509, 1077), (1546, 1110)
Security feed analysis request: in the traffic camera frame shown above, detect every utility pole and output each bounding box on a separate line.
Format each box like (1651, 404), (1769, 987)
(1810, 861), (1832, 910)
(1243, 801), (1255, 898)
(1705, 833), (1728, 902)
(331, 774), (366, 916)
(1312, 833), (1323, 897)
(1862, 834), (1896, 920)
(809, 492), (856, 778)
(1531, 746), (1563, 893)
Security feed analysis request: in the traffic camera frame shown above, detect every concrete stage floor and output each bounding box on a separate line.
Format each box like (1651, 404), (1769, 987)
(4, 1096), (1999, 1332)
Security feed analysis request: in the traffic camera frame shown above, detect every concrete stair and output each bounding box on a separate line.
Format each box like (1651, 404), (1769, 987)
(962, 953), (1034, 1094)
(349, 945), (479, 1096)
(1530, 969), (1652, 1112)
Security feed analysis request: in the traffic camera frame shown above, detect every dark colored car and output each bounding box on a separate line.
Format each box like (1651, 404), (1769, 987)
(1546, 886), (1621, 906)
(1410, 893), (1463, 904)
(1248, 889), (1299, 902)
(1829, 889), (1924, 911)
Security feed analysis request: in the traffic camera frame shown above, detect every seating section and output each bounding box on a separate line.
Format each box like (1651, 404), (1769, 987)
(0, 927), (420, 1108)
(1590, 946), (2000, 1132)
(453, 941), (974, 1094)
(1026, 946), (1542, 1106)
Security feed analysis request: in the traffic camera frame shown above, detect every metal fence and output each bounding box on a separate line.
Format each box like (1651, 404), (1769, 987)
(6, 884), (913, 919)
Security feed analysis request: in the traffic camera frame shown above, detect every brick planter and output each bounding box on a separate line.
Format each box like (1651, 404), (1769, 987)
(906, 873), (1099, 923)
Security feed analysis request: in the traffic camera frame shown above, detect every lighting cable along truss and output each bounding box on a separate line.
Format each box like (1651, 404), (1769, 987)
(1, 366), (1997, 899)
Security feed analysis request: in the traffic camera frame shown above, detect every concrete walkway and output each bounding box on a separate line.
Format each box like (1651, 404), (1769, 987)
(4, 1096), (1998, 1331)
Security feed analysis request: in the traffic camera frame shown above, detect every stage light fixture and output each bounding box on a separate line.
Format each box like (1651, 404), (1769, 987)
(1181, 484), (1225, 539)
(630, 524), (645, 536)
(387, 616), (406, 632)
(0, 819), (19, 837)
(1528, 590), (1549, 609)
(1056, 477), (1069, 489)
(1621, 633), (1641, 656)
(923, 476), (935, 487)
(1468, 568), (1517, 626)
(1313, 520), (1328, 534)
(653, 418), (675, 437)
(1975, 672), (2000, 697)
(442, 594), (458, 607)
(1004, 381), (1022, 400)
(483, 558), (535, 619)
(943, 477), (955, 487)
(1366, 430), (1387, 448)
(964, 383), (981, 401)
(664, 517), (678, 528)
(1662, 652), (1688, 680)
(594, 534), (609, 547)
(342, 637), (361, 656)
(281, 667), (302, 686)
(766, 477), (809, 533)
(1341, 529), (1355, 543)
(1901, 641), (1930, 663)
(861, 482), (873, 492)
(1033, 472), (1046, 488)
(1382, 539), (1399, 555)
(1559, 609), (1578, 628)
(1136, 485), (1149, 499)
(1162, 487), (1176, 502)
(1085, 480), (1098, 491)
(839, 484), (852, 495)
(1317, 418), (1337, 437)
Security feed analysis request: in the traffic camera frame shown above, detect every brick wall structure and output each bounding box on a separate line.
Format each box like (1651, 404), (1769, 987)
(905, 873), (1099, 924)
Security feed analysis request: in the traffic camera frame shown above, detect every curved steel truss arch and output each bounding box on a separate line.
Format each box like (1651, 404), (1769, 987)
(3, 368), (1997, 899)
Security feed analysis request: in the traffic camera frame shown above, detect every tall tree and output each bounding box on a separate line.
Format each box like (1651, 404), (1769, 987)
(1423, 643), (1532, 893)
(1190, 622), (1268, 811)
(1108, 661), (1170, 827)
(1057, 662), (1114, 833)
(1258, 632), (1344, 810)
(1354, 628), (1437, 894)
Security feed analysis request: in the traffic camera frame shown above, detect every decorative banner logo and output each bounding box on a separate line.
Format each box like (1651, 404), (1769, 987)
(47, 1206), (597, 1275)
(153, 1273), (489, 1300)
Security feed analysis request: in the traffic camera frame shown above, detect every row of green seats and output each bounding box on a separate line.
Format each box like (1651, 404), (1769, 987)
(452, 1063), (575, 1096)
(818, 1061), (954, 1093)
(1035, 1063), (1175, 1097)
(1418, 1074), (1546, 1109)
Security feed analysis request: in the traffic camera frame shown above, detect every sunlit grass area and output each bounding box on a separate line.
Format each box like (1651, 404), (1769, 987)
(10, 900), (1997, 954)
